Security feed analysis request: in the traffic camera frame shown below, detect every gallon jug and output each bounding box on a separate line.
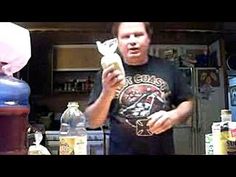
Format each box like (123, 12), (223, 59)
(59, 102), (87, 155)
(0, 73), (30, 154)
(0, 22), (31, 155)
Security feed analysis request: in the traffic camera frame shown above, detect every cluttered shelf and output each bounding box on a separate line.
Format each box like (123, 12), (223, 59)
(53, 70), (96, 94)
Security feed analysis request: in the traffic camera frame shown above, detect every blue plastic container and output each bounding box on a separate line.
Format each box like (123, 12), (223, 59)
(0, 73), (30, 154)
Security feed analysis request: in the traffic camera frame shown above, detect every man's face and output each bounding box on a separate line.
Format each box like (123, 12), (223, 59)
(117, 22), (150, 65)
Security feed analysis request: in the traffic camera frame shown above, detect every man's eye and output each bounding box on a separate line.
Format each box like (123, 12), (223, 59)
(135, 33), (143, 37)
(122, 35), (129, 39)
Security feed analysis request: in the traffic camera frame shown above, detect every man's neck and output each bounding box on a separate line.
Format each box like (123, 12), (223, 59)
(124, 55), (149, 66)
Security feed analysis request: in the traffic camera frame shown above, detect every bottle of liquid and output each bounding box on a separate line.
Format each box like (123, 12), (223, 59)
(0, 73), (30, 155)
(211, 109), (232, 155)
(96, 38), (126, 87)
(59, 101), (87, 155)
(0, 22), (31, 155)
(220, 109), (232, 122)
(85, 76), (94, 92)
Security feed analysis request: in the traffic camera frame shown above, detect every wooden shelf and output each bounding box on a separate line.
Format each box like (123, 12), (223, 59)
(53, 68), (100, 72)
(53, 90), (90, 95)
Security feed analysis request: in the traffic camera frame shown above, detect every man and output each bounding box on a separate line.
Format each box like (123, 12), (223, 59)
(84, 22), (193, 155)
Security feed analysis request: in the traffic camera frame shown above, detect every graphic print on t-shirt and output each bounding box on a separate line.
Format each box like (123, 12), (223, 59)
(118, 74), (171, 120)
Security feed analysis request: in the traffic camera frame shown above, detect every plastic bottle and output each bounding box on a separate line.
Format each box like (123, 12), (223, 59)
(0, 22), (31, 155)
(59, 101), (87, 155)
(211, 109), (232, 155)
(220, 109), (232, 122)
(0, 73), (30, 155)
(96, 38), (126, 87)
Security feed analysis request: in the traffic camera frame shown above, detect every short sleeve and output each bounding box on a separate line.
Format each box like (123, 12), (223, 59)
(88, 70), (103, 105)
(172, 67), (193, 106)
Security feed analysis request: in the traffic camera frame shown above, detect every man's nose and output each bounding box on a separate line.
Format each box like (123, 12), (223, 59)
(128, 35), (137, 45)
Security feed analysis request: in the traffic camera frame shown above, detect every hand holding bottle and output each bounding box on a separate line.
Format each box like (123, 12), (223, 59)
(96, 38), (125, 87)
(101, 64), (124, 100)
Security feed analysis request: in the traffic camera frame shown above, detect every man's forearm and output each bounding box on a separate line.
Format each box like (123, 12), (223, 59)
(169, 99), (193, 125)
(84, 92), (113, 129)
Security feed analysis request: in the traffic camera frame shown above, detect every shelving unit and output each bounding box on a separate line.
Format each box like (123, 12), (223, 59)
(52, 45), (101, 94)
(53, 70), (97, 94)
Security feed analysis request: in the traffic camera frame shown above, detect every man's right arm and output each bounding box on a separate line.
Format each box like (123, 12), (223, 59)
(84, 65), (124, 129)
(84, 91), (113, 129)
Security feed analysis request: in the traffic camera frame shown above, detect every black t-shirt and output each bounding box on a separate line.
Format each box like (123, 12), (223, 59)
(88, 56), (193, 155)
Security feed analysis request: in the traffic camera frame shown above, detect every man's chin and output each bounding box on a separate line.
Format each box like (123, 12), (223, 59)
(127, 53), (141, 59)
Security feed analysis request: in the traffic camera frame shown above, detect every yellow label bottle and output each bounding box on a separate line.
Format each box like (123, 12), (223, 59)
(59, 102), (87, 155)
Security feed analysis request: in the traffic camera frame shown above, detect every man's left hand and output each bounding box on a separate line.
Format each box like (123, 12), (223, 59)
(147, 110), (175, 135)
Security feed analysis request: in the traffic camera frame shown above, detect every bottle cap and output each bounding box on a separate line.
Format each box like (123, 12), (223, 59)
(221, 109), (231, 115)
(67, 101), (79, 107)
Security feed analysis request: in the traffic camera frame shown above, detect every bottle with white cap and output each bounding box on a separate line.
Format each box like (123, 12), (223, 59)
(96, 38), (126, 88)
(220, 109), (232, 122)
(59, 101), (87, 155)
